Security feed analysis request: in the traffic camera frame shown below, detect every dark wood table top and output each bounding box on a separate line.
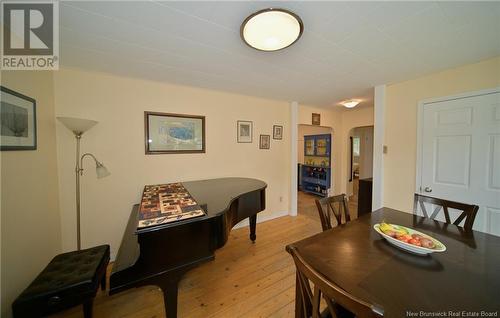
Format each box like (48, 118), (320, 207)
(287, 208), (500, 317)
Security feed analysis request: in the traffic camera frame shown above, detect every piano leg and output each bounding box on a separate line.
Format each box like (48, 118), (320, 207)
(249, 215), (257, 242)
(159, 275), (181, 318)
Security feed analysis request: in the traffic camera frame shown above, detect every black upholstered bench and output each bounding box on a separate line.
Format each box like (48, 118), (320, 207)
(12, 245), (110, 318)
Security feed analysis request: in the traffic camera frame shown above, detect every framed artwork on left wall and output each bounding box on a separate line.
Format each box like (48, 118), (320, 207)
(0, 86), (37, 151)
(145, 111), (205, 154)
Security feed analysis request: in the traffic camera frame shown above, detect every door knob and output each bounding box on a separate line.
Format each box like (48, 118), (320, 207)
(424, 187), (432, 193)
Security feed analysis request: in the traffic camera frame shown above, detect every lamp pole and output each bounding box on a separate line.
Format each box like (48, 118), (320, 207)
(74, 136), (108, 250)
(75, 133), (83, 250)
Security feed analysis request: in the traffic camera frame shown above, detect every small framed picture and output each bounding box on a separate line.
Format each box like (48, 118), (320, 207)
(273, 125), (283, 140)
(312, 113), (321, 125)
(1, 86), (37, 151)
(237, 120), (253, 143)
(259, 134), (270, 149)
(145, 111), (205, 154)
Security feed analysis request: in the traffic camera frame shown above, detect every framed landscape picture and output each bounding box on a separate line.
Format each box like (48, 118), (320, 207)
(145, 111), (205, 154)
(273, 125), (283, 140)
(259, 134), (270, 149)
(237, 120), (253, 143)
(0, 86), (37, 151)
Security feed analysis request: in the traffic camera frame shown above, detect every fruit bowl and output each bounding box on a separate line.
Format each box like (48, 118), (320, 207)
(373, 223), (446, 255)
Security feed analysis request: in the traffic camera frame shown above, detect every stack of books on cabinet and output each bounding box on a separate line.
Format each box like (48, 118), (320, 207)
(301, 134), (331, 197)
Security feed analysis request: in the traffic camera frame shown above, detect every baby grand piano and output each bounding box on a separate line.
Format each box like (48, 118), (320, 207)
(110, 177), (267, 318)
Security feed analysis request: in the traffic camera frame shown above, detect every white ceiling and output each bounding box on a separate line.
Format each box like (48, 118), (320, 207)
(59, 1), (500, 108)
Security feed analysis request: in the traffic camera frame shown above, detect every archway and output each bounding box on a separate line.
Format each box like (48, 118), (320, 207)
(346, 125), (374, 217)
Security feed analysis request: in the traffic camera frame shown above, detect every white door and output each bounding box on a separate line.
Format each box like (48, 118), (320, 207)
(419, 90), (500, 235)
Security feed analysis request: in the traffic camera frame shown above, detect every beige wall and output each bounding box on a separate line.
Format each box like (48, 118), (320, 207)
(298, 104), (341, 128)
(1, 71), (61, 317)
(53, 68), (291, 257)
(384, 56), (500, 212)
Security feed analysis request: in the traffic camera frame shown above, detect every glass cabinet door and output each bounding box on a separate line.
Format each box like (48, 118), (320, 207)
(316, 138), (327, 156)
(305, 139), (315, 155)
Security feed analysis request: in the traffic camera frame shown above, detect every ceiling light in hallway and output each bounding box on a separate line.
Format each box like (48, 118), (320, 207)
(341, 100), (361, 108)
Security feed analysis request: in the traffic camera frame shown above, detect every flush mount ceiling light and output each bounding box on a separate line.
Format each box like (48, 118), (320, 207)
(241, 8), (303, 52)
(341, 100), (361, 108)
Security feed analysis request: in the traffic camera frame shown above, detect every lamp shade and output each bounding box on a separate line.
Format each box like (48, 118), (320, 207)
(96, 163), (111, 179)
(57, 116), (98, 135)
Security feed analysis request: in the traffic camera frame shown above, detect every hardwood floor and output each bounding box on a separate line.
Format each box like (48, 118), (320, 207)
(53, 190), (360, 318)
(53, 213), (322, 318)
(297, 191), (321, 221)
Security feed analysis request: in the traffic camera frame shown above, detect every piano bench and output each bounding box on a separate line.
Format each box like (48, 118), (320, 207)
(12, 245), (110, 318)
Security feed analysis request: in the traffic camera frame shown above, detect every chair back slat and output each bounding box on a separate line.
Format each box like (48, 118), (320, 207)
(419, 200), (429, 218)
(311, 285), (321, 318)
(442, 206), (451, 224)
(324, 297), (341, 318)
(315, 194), (350, 231)
(297, 271), (313, 318)
(430, 204), (442, 220)
(289, 246), (384, 318)
(413, 194), (479, 231)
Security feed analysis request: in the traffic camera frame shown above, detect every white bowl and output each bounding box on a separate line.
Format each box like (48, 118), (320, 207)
(373, 224), (446, 255)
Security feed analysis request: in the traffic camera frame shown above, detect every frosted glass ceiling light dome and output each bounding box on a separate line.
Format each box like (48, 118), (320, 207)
(341, 100), (361, 108)
(241, 8), (303, 52)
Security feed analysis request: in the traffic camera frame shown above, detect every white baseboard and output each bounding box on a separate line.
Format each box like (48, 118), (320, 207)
(233, 210), (289, 229)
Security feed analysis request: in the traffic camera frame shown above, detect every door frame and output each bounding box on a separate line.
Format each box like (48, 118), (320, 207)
(415, 86), (500, 194)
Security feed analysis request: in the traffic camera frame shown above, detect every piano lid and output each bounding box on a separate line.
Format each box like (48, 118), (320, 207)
(183, 177), (267, 216)
(136, 177), (267, 234)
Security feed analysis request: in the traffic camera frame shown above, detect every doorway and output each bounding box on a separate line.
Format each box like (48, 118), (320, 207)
(297, 124), (333, 221)
(347, 126), (374, 217)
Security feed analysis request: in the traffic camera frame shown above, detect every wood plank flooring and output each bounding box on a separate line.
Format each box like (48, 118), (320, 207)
(53, 209), (322, 318)
(53, 191), (359, 318)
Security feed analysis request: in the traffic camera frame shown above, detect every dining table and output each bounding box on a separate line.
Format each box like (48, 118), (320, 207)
(286, 207), (500, 318)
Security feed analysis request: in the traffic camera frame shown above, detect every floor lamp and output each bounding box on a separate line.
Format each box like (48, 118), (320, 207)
(57, 116), (111, 250)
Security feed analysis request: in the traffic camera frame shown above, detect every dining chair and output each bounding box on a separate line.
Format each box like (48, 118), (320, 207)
(289, 246), (384, 318)
(413, 194), (479, 231)
(315, 194), (350, 231)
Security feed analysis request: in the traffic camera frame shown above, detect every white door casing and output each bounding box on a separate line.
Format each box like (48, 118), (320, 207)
(372, 85), (386, 210)
(416, 88), (500, 236)
(290, 101), (299, 217)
